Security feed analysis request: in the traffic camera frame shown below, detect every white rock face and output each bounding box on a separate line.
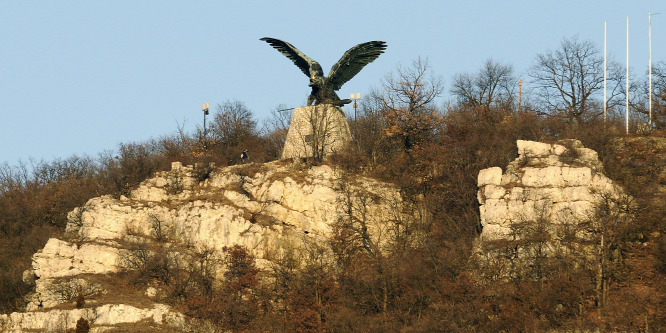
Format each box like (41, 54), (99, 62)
(11, 160), (404, 331)
(32, 239), (121, 279)
(477, 140), (626, 242)
(478, 167), (503, 186)
(0, 304), (185, 332)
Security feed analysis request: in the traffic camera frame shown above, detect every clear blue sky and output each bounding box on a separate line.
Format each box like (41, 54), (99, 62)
(1, 1), (663, 164)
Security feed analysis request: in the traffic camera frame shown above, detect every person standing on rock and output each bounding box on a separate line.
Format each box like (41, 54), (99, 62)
(241, 150), (249, 164)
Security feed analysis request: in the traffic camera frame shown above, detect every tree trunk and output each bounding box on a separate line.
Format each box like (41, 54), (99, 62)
(596, 233), (605, 310)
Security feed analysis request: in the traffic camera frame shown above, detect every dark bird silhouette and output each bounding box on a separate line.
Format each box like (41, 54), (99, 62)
(260, 37), (387, 106)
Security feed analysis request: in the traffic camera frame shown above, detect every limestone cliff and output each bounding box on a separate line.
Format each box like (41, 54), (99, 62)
(1, 160), (402, 332)
(475, 140), (631, 276)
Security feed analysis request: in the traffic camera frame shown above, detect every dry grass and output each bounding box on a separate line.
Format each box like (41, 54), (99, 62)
(265, 168), (311, 185)
(93, 319), (185, 333)
(230, 162), (268, 178)
(44, 273), (157, 312)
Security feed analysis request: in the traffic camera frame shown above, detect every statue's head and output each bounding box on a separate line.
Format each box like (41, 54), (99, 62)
(309, 75), (325, 88)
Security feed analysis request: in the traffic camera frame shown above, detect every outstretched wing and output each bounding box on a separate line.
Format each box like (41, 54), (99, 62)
(327, 41), (387, 91)
(260, 37), (323, 78)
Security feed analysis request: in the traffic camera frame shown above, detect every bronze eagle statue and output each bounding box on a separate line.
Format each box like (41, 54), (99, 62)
(260, 37), (387, 106)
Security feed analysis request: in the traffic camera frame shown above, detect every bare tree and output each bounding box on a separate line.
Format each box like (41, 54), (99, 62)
(207, 100), (259, 164)
(653, 63), (666, 129)
(349, 92), (390, 167)
(211, 100), (257, 148)
(529, 36), (624, 123)
(633, 62), (666, 129)
(261, 104), (292, 159)
(262, 104), (292, 137)
(378, 57), (443, 151)
(451, 59), (517, 111)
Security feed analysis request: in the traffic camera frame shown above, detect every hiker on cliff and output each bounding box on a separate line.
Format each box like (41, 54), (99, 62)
(241, 150), (249, 164)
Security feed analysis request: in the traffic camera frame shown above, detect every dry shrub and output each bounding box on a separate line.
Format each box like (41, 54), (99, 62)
(327, 145), (368, 174)
(233, 162), (266, 178)
(557, 140), (582, 165)
(75, 317), (90, 333)
(120, 242), (176, 285)
(193, 163), (215, 182)
(75, 288), (85, 308)
(657, 235), (666, 274)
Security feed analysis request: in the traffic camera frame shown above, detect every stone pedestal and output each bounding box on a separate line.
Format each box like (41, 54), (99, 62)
(281, 105), (352, 159)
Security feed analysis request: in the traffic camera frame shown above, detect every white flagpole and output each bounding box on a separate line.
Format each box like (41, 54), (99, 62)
(604, 21), (607, 124)
(626, 16), (629, 135)
(649, 12), (653, 127)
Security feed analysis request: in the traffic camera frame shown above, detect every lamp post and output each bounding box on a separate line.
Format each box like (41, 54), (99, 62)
(350, 93), (361, 120)
(201, 103), (210, 150)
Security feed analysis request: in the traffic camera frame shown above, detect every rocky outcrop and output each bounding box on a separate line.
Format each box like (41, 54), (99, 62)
(477, 140), (627, 243)
(3, 160), (402, 332)
(474, 139), (634, 282)
(0, 304), (185, 333)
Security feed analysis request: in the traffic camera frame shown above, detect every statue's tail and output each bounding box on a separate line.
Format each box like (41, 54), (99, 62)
(335, 99), (352, 106)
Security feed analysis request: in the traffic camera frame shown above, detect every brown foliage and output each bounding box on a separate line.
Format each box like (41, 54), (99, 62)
(75, 317), (90, 333)
(75, 288), (85, 308)
(222, 245), (260, 299)
(0, 156), (107, 312)
(1, 73), (665, 333)
(378, 57), (443, 152)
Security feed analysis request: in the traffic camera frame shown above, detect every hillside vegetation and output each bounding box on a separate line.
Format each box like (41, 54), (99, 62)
(2, 44), (666, 331)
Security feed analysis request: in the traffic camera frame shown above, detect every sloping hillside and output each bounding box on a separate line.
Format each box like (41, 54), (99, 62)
(1, 137), (666, 332)
(2, 160), (405, 331)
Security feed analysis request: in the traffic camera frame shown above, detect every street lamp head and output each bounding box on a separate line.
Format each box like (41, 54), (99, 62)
(355, 93), (361, 100)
